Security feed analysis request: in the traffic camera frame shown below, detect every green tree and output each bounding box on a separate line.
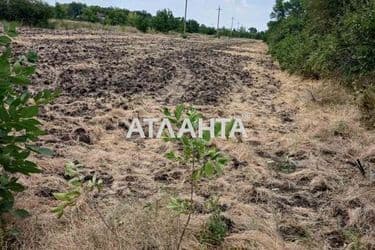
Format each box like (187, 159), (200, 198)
(186, 19), (199, 33)
(81, 6), (99, 23)
(0, 0), (53, 27)
(54, 3), (67, 19)
(152, 9), (179, 33)
(67, 2), (86, 19)
(199, 24), (216, 35)
(0, 22), (57, 242)
(128, 12), (150, 32)
(270, 0), (286, 20)
(104, 8), (128, 26)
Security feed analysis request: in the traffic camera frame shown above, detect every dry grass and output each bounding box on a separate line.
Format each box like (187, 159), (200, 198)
(9, 200), (183, 250)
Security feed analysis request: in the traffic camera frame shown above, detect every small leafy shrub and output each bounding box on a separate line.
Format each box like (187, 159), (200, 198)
(163, 105), (232, 249)
(52, 161), (103, 218)
(52, 162), (126, 245)
(200, 213), (229, 245)
(0, 22), (56, 241)
(199, 197), (229, 246)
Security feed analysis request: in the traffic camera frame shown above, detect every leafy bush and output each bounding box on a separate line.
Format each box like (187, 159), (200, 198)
(0, 22), (56, 240)
(51, 162), (103, 218)
(152, 9), (179, 33)
(199, 24), (216, 35)
(186, 20), (199, 33)
(199, 197), (229, 246)
(266, 0), (375, 88)
(200, 213), (229, 245)
(129, 13), (150, 33)
(0, 0), (53, 27)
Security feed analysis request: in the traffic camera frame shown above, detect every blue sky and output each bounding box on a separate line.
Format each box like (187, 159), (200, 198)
(45, 0), (275, 31)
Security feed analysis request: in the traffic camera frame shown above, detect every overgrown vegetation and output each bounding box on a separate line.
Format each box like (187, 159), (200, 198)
(0, 0), (53, 27)
(266, 0), (375, 127)
(51, 161), (103, 218)
(199, 197), (229, 246)
(0, 22), (55, 244)
(163, 105), (232, 249)
(267, 0), (375, 86)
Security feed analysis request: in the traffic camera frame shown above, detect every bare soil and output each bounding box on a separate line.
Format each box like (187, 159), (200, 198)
(9, 28), (375, 250)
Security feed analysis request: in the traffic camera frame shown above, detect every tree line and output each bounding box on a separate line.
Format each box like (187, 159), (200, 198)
(265, 0), (374, 126)
(0, 0), (264, 39)
(266, 0), (374, 89)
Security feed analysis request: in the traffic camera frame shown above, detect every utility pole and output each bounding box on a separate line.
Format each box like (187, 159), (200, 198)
(183, 0), (188, 35)
(230, 17), (234, 37)
(216, 6), (222, 38)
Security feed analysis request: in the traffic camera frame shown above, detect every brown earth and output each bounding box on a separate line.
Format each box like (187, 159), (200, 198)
(7, 28), (375, 250)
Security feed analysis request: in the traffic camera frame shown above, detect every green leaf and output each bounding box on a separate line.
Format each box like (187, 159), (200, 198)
(167, 197), (190, 214)
(51, 205), (65, 218)
(18, 118), (42, 130)
(13, 209), (30, 219)
(20, 92), (30, 104)
(26, 51), (38, 63)
(15, 65), (36, 77)
(214, 122), (222, 137)
(7, 180), (25, 192)
(217, 157), (228, 165)
(163, 107), (171, 117)
(18, 106), (39, 118)
(53, 193), (69, 201)
(53, 190), (81, 202)
(202, 130), (211, 142)
(6, 161), (42, 175)
(26, 145), (54, 157)
(174, 104), (184, 120)
(165, 151), (177, 160)
(0, 106), (9, 121)
(192, 169), (201, 181)
(9, 75), (31, 85)
(0, 35), (11, 46)
(0, 51), (11, 76)
(225, 119), (235, 138)
(202, 161), (215, 177)
(34, 89), (59, 104)
(0, 189), (15, 213)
